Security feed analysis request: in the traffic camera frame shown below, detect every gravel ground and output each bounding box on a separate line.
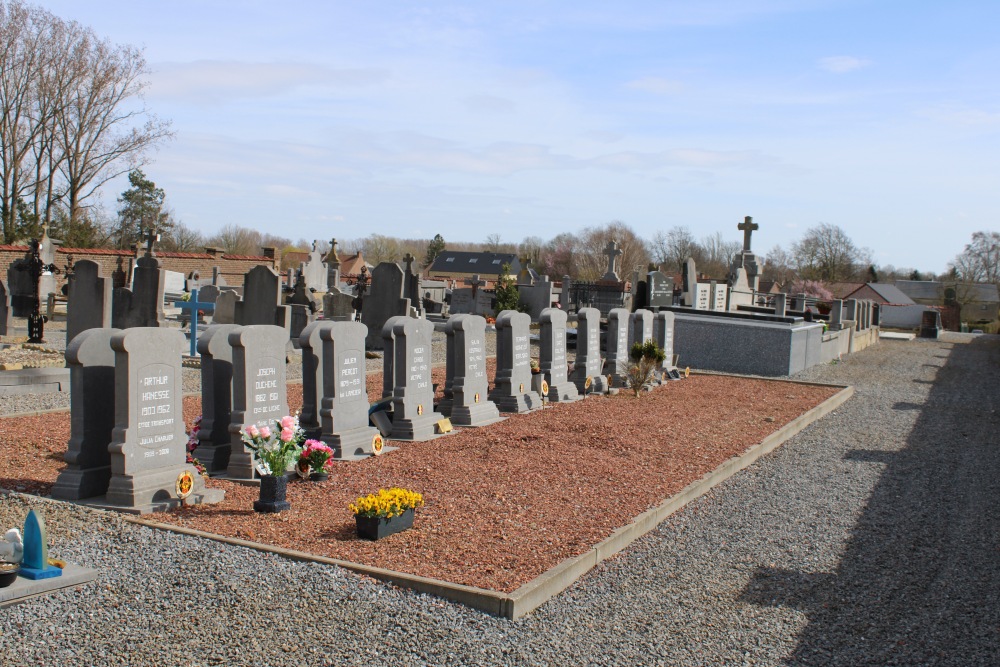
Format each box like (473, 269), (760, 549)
(1, 332), (998, 666)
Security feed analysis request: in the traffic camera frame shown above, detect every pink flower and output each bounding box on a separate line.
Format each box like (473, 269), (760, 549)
(259, 426), (271, 439)
(280, 415), (296, 430)
(246, 425), (259, 438)
(280, 427), (295, 442)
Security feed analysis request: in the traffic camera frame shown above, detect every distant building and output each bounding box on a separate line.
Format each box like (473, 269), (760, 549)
(895, 280), (999, 325)
(426, 251), (521, 286)
(843, 283), (916, 306)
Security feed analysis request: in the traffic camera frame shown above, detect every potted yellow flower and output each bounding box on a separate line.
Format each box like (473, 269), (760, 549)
(349, 488), (424, 541)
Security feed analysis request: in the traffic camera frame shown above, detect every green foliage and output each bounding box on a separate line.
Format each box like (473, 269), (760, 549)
(629, 340), (666, 364)
(622, 340), (666, 397)
(493, 262), (525, 312)
(115, 169), (171, 249)
(425, 233), (446, 266)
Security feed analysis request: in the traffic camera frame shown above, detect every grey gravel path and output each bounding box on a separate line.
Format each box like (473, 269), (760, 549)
(1, 333), (997, 666)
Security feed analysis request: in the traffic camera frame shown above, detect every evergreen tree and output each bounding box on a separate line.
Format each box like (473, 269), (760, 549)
(425, 233), (446, 265)
(493, 262), (523, 312)
(114, 169), (171, 249)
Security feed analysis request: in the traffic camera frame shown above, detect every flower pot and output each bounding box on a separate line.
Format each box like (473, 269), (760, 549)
(0, 563), (18, 588)
(254, 474), (291, 513)
(308, 472), (328, 482)
(355, 508), (415, 541)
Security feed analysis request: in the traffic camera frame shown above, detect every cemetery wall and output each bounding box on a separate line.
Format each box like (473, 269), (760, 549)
(0, 245), (276, 292)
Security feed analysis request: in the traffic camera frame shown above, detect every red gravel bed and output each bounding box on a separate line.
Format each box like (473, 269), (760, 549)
(0, 372), (837, 593)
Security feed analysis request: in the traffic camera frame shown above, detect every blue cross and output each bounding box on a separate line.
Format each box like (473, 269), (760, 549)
(173, 288), (216, 357)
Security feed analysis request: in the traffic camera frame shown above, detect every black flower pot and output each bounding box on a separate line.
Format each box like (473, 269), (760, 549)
(355, 508), (415, 541)
(309, 472), (329, 482)
(0, 563), (18, 588)
(254, 474), (291, 513)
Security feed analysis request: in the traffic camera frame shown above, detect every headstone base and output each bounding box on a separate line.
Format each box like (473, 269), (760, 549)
(546, 381), (582, 403)
(572, 373), (608, 395)
(325, 426), (382, 461)
(390, 412), (450, 441)
(449, 400), (504, 427)
(190, 443), (231, 476)
(103, 467), (225, 514)
(50, 466), (111, 501)
(489, 388), (543, 414)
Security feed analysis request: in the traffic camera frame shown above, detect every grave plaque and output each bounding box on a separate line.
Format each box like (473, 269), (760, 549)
(647, 271), (673, 309)
(319, 321), (380, 459)
(571, 307), (607, 394)
(299, 320), (335, 440)
(448, 315), (503, 426)
(629, 309), (653, 348)
(652, 311), (676, 381)
(192, 324), (241, 474)
(52, 328), (121, 500)
(695, 284), (711, 310)
(711, 282), (728, 312)
(226, 325), (289, 480)
(383, 316), (446, 440)
(603, 307), (630, 388)
(489, 310), (542, 413)
(105, 328), (222, 512)
(539, 308), (581, 403)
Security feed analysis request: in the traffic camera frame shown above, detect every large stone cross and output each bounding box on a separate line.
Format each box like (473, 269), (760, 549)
(464, 274), (486, 296)
(403, 252), (416, 275)
(602, 240), (623, 281)
(142, 227), (160, 257)
(738, 216), (758, 252)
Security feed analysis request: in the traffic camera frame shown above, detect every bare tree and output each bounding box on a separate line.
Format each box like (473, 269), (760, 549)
(542, 232), (580, 279)
(651, 226), (699, 273)
(207, 224), (261, 255)
(790, 223), (870, 283)
(361, 233), (401, 264)
(518, 235), (544, 267)
(484, 233), (503, 252)
(159, 219), (203, 252)
(577, 220), (650, 281)
(949, 231), (1000, 285)
(697, 231), (741, 278)
(762, 244), (796, 284)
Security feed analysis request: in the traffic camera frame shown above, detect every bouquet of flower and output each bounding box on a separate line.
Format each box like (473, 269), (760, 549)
(186, 415), (206, 476)
(241, 415), (305, 476)
(349, 487), (425, 519)
(298, 439), (334, 476)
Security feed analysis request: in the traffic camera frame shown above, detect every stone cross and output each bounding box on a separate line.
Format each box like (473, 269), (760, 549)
(602, 240), (623, 281)
(403, 252), (415, 275)
(464, 274), (486, 298)
(142, 228), (160, 258)
(738, 216), (758, 252)
(173, 289), (216, 356)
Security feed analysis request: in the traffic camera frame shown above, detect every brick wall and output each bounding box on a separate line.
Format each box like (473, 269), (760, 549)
(0, 244), (277, 293)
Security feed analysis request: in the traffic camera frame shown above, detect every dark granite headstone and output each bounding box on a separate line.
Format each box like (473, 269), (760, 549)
(213, 290), (238, 324)
(130, 255), (166, 327)
(539, 308), (581, 403)
(322, 287), (355, 321)
(66, 260), (112, 347)
(647, 271), (673, 309)
(234, 266), (289, 329)
(319, 321), (381, 458)
(192, 324), (241, 474)
(383, 316), (446, 440)
(447, 314), (503, 426)
(105, 328), (222, 512)
(362, 263), (410, 349)
(489, 310), (542, 413)
(52, 328), (121, 500)
(226, 325), (289, 480)
(0, 278), (12, 336)
(571, 307), (607, 394)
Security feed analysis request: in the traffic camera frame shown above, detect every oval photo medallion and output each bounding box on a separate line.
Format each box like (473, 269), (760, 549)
(176, 471), (194, 500)
(585, 376), (593, 390)
(540, 380), (549, 396)
(372, 434), (385, 455)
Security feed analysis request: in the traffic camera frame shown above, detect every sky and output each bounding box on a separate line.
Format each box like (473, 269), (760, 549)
(33, 0), (1000, 273)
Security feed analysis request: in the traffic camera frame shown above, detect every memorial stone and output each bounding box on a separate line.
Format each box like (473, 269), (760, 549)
(131, 255), (166, 326)
(539, 308), (581, 402)
(319, 321), (381, 458)
(571, 307), (607, 394)
(52, 328), (120, 500)
(711, 282), (728, 312)
(192, 324), (241, 474)
(489, 310), (542, 413)
(604, 307), (630, 388)
(213, 290), (238, 324)
(629, 309), (653, 348)
(226, 325), (289, 480)
(326, 238), (342, 289)
(323, 287), (355, 321)
(682, 258), (698, 307)
(20, 510), (59, 580)
(383, 316), (446, 440)
(299, 240), (328, 292)
(601, 240), (623, 281)
(362, 262), (410, 349)
(695, 284), (711, 310)
(652, 311), (676, 377)
(234, 266), (289, 328)
(105, 328), (222, 512)
(0, 279), (11, 336)
(66, 260), (111, 345)
(298, 321), (335, 440)
(774, 293), (787, 318)
(647, 271), (673, 309)
(446, 315), (503, 426)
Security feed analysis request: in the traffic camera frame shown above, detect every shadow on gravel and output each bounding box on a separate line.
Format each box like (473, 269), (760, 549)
(741, 336), (1000, 666)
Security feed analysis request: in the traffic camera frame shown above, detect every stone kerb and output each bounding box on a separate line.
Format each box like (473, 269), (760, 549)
(571, 307), (607, 395)
(319, 321), (381, 459)
(226, 325), (289, 480)
(105, 327), (221, 513)
(384, 316), (446, 441)
(489, 310), (542, 413)
(539, 308), (581, 403)
(603, 308), (630, 388)
(448, 315), (503, 426)
(52, 328), (121, 501)
(193, 324), (241, 475)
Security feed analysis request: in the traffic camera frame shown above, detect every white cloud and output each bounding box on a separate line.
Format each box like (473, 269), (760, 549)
(624, 76), (683, 95)
(818, 56), (871, 74)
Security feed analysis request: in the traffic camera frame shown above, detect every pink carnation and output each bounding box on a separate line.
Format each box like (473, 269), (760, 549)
(259, 425), (271, 439)
(280, 415), (296, 430)
(280, 427), (295, 442)
(246, 425), (259, 438)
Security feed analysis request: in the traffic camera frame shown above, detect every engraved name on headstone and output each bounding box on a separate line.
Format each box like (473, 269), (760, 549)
(489, 310), (542, 413)
(570, 307), (607, 394)
(320, 321), (381, 459)
(539, 308), (581, 402)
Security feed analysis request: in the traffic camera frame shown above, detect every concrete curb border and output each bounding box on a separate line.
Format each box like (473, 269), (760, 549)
(125, 380), (854, 619)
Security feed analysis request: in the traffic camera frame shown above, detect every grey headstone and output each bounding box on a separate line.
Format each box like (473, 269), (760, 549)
(647, 271), (673, 309)
(197, 284), (221, 304)
(213, 290), (238, 324)
(38, 234), (57, 300)
(695, 283), (711, 310)
(7, 255), (33, 317)
(299, 240), (328, 292)
(235, 265), (289, 329)
(52, 328), (121, 500)
(66, 260), (112, 346)
(289, 304), (314, 346)
(105, 328), (221, 512)
(728, 267), (753, 310)
(226, 325), (289, 480)
(828, 299), (844, 328)
(652, 311), (676, 375)
(383, 316), (446, 440)
(773, 293), (787, 318)
(362, 262), (410, 349)
(449, 288), (474, 315)
(0, 278), (13, 336)
(603, 307), (630, 388)
(298, 321), (335, 441)
(447, 315), (502, 426)
(489, 310), (542, 413)
(539, 308), (581, 403)
(518, 275), (554, 321)
(571, 307), (607, 394)
(682, 258), (698, 307)
(130, 255), (166, 327)
(192, 324), (241, 474)
(601, 240), (623, 282)
(322, 287), (355, 321)
(319, 321), (381, 458)
(629, 309), (653, 349)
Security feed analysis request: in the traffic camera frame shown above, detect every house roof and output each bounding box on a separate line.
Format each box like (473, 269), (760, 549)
(428, 251), (521, 276)
(895, 280), (1000, 303)
(825, 282), (865, 299)
(848, 283), (916, 305)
